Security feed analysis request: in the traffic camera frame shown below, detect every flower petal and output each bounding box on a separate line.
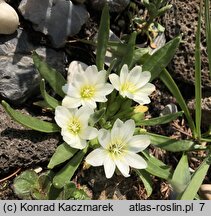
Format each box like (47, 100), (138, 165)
(62, 84), (69, 94)
(127, 66), (142, 85)
(80, 126), (98, 140)
(124, 152), (148, 169)
(109, 74), (120, 91)
(84, 65), (99, 84)
(81, 99), (97, 109)
(139, 83), (156, 94)
(93, 95), (108, 103)
(86, 148), (107, 166)
(127, 135), (150, 152)
(63, 84), (80, 97)
(133, 93), (151, 105)
(133, 71), (151, 89)
(118, 119), (135, 141)
(62, 132), (87, 149)
(115, 159), (130, 177)
(98, 129), (111, 148)
(120, 64), (129, 83)
(103, 156), (116, 178)
(54, 106), (72, 127)
(95, 83), (114, 97)
(62, 96), (82, 108)
(94, 84), (114, 102)
(96, 70), (107, 83)
(111, 119), (124, 139)
(75, 106), (94, 123)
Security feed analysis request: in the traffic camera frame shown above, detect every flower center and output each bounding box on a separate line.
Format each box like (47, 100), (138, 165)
(80, 86), (95, 99)
(67, 119), (81, 135)
(121, 82), (137, 93)
(108, 139), (125, 157)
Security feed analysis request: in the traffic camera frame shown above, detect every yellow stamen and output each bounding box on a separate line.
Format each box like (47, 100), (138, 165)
(67, 119), (81, 134)
(80, 86), (95, 99)
(108, 139), (125, 157)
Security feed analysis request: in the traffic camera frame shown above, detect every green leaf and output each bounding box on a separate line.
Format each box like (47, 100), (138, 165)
(48, 143), (78, 169)
(142, 150), (172, 180)
(143, 36), (181, 81)
(157, 5), (172, 17)
(32, 171), (54, 200)
(180, 158), (210, 200)
(53, 147), (88, 189)
(40, 79), (61, 109)
(205, 0), (211, 79)
(170, 154), (191, 199)
(136, 111), (183, 126)
(89, 107), (106, 126)
(33, 100), (53, 110)
(70, 186), (90, 200)
(48, 182), (89, 200)
(160, 69), (196, 138)
(33, 52), (66, 97)
(195, 2), (202, 139)
(107, 42), (150, 65)
(119, 32), (137, 70)
(13, 170), (39, 200)
(1, 100), (60, 133)
(135, 169), (153, 197)
(147, 3), (157, 17)
(107, 41), (128, 56)
(132, 48), (150, 65)
(96, 4), (110, 70)
(145, 132), (195, 152)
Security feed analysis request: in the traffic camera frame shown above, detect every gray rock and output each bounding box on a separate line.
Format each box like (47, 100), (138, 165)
(188, 97), (211, 126)
(89, 0), (130, 12)
(72, 0), (86, 3)
(0, 29), (65, 104)
(18, 0), (89, 48)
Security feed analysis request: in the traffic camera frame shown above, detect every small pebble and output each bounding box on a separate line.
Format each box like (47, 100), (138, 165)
(199, 184), (211, 200)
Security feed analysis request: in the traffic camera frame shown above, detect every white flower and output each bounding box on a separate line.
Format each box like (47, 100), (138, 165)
(55, 106), (98, 149)
(85, 119), (150, 178)
(62, 65), (114, 109)
(109, 64), (155, 105)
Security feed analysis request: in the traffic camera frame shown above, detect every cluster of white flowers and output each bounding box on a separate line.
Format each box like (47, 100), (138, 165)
(54, 63), (155, 178)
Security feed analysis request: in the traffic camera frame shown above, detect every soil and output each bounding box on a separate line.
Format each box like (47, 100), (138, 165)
(1, 0), (211, 200)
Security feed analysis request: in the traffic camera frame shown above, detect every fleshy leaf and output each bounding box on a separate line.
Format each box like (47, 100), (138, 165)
(180, 158), (210, 200)
(160, 69), (196, 137)
(53, 147), (88, 189)
(136, 111), (183, 126)
(1, 100), (60, 133)
(13, 170), (39, 200)
(170, 154), (191, 199)
(142, 150), (172, 180)
(135, 169), (153, 197)
(96, 4), (110, 70)
(48, 143), (78, 169)
(40, 79), (61, 109)
(145, 132), (195, 152)
(143, 36), (181, 81)
(33, 52), (66, 97)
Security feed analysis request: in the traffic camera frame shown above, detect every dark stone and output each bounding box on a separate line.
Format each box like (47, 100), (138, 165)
(0, 29), (65, 104)
(18, 0), (89, 48)
(89, 0), (130, 12)
(0, 104), (60, 175)
(162, 0), (211, 89)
